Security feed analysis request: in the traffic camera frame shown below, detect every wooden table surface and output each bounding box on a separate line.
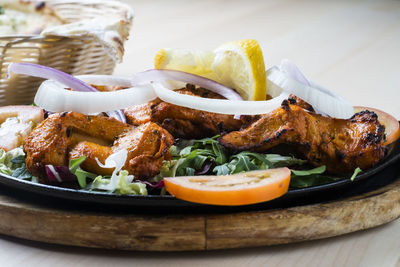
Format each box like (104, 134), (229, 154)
(1, 0), (400, 266)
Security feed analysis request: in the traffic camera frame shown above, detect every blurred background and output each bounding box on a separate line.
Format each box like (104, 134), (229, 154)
(117, 0), (400, 118)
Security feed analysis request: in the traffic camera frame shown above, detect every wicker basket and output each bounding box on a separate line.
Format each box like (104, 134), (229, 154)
(0, 0), (132, 106)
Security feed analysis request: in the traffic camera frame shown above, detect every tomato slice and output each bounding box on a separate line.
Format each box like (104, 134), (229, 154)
(163, 168), (291, 206)
(354, 106), (400, 146)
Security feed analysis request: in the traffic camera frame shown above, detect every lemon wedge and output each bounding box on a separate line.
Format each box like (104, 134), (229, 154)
(154, 48), (217, 80)
(212, 39), (266, 100)
(154, 39), (267, 100)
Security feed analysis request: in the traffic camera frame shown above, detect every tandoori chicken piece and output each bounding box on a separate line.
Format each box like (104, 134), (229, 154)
(219, 100), (386, 174)
(24, 112), (173, 183)
(124, 84), (255, 139)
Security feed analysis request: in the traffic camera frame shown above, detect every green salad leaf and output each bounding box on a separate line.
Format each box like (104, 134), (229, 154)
(350, 167), (362, 181)
(159, 136), (347, 189)
(291, 165), (326, 176)
(92, 170), (148, 195)
(69, 156), (97, 188)
(0, 147), (33, 180)
(157, 136), (364, 190)
(289, 166), (338, 188)
(69, 156), (148, 195)
(0, 137), (363, 195)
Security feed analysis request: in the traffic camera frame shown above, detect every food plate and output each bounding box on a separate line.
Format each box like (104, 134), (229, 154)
(0, 139), (399, 213)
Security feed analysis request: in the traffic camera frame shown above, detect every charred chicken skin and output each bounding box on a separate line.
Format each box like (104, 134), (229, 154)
(124, 84), (255, 139)
(220, 100), (386, 174)
(24, 112), (174, 183)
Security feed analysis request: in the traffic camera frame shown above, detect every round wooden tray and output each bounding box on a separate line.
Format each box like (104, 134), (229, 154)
(0, 175), (399, 251)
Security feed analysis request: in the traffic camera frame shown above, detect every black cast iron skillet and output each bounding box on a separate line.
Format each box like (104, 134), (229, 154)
(0, 139), (399, 214)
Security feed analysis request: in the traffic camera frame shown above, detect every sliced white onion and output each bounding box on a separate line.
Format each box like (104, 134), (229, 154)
(280, 59), (311, 86)
(35, 80), (156, 114)
(152, 65), (353, 118)
(266, 66), (354, 119)
(279, 59), (351, 117)
(153, 82), (288, 115)
(95, 149), (129, 191)
(95, 148), (127, 171)
(8, 63), (135, 122)
(131, 69), (243, 100)
(76, 75), (132, 88)
(75, 75), (132, 123)
(280, 60), (347, 102)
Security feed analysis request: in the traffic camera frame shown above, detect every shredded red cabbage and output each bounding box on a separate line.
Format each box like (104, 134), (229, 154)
(141, 180), (165, 189)
(45, 165), (76, 183)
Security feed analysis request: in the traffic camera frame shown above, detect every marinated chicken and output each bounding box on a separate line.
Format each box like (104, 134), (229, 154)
(124, 84), (255, 139)
(24, 112), (173, 183)
(219, 100), (386, 173)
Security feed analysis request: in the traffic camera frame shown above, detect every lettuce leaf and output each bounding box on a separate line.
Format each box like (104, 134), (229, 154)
(0, 147), (33, 180)
(69, 156), (97, 188)
(91, 170), (147, 195)
(350, 167), (362, 181)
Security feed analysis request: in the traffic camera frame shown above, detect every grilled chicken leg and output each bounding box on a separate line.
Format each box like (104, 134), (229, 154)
(24, 112), (173, 183)
(124, 85), (255, 139)
(220, 100), (386, 173)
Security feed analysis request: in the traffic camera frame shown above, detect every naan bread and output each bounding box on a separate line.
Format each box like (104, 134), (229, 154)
(0, 0), (133, 62)
(42, 17), (131, 63)
(0, 0), (63, 35)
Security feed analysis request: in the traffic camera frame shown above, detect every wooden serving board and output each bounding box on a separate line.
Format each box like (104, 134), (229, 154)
(0, 177), (399, 251)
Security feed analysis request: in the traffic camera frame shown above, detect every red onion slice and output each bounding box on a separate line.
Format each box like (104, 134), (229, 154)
(106, 110), (127, 123)
(141, 180), (165, 189)
(9, 63), (97, 92)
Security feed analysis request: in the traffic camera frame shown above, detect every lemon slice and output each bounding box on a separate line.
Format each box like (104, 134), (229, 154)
(154, 39), (267, 100)
(212, 39), (266, 100)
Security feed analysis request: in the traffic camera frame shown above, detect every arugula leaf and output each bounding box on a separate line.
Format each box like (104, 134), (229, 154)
(11, 155), (26, 164)
(160, 136), (356, 191)
(291, 165), (326, 176)
(237, 151), (271, 168)
(168, 145), (179, 157)
(289, 166), (341, 188)
(265, 154), (306, 167)
(179, 146), (193, 157)
(193, 136), (220, 146)
(213, 164), (231, 176)
(12, 165), (32, 180)
(290, 173), (341, 188)
(229, 153), (258, 173)
(185, 167), (195, 176)
(211, 142), (228, 164)
(69, 156), (97, 188)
